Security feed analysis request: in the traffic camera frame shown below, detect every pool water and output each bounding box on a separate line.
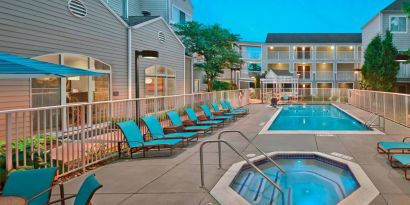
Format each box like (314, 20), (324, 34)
(231, 158), (359, 205)
(268, 104), (369, 131)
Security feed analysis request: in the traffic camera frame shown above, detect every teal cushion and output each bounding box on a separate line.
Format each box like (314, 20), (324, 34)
(214, 115), (233, 120)
(3, 167), (57, 205)
(165, 132), (198, 139)
(184, 126), (212, 131)
(74, 175), (102, 205)
(378, 142), (410, 150)
(116, 121), (145, 149)
(392, 154), (410, 165)
(197, 120), (223, 125)
(145, 139), (182, 146)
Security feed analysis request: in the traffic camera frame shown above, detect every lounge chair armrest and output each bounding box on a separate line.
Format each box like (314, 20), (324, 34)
(118, 140), (145, 147)
(403, 137), (410, 142)
(197, 115), (208, 121)
(27, 185), (54, 202)
(213, 111), (224, 116)
(183, 120), (195, 126)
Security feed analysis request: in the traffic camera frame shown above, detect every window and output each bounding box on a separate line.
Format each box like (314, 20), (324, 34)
(245, 47), (262, 60)
(390, 16), (407, 33)
(145, 65), (176, 97)
(193, 79), (200, 93)
(171, 5), (191, 24)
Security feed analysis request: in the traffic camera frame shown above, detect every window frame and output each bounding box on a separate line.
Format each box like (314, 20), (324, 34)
(170, 4), (192, 24)
(389, 15), (408, 33)
(145, 65), (176, 97)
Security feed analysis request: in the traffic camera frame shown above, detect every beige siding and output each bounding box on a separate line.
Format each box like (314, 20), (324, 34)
(131, 19), (185, 97)
(0, 0), (129, 104)
(362, 14), (381, 54)
(129, 0), (142, 16)
(382, 11), (410, 51)
(106, 0), (124, 17)
(140, 0), (168, 21)
(170, 0), (193, 17)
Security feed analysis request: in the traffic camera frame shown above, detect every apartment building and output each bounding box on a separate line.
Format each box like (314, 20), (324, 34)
(236, 33), (362, 90)
(0, 0), (193, 112)
(362, 0), (410, 93)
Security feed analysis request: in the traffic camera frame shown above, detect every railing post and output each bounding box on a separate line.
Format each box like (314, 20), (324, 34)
(80, 105), (86, 173)
(406, 96), (409, 127)
(6, 113), (13, 171)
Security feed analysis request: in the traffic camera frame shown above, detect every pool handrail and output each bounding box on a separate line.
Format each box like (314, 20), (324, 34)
(199, 139), (284, 193)
(217, 130), (286, 174)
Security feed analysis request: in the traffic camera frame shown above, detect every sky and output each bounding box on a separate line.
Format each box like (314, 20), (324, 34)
(191, 0), (395, 42)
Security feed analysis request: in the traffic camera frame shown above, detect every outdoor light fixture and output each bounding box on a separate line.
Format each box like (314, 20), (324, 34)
(330, 46), (335, 50)
(395, 54), (409, 62)
(269, 46), (274, 50)
(135, 50), (158, 117)
(349, 46), (353, 50)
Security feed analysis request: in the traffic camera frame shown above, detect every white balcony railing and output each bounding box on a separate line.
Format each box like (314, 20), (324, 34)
(316, 51), (334, 60)
(267, 51), (290, 60)
(336, 51), (355, 60)
(294, 51), (312, 60)
(316, 71), (334, 80)
(336, 71), (355, 81)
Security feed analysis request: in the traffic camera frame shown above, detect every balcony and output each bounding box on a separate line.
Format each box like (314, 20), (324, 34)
(294, 51), (312, 60)
(296, 71), (312, 81)
(336, 71), (355, 81)
(316, 71), (334, 81)
(336, 51), (355, 60)
(316, 51), (334, 60)
(267, 51), (290, 60)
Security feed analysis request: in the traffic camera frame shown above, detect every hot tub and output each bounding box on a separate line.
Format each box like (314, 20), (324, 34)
(211, 152), (378, 205)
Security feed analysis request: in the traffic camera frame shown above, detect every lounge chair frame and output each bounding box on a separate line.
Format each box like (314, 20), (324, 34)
(390, 155), (410, 180)
(377, 137), (410, 160)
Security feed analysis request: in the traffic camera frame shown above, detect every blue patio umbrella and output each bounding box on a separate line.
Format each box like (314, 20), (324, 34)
(0, 52), (107, 78)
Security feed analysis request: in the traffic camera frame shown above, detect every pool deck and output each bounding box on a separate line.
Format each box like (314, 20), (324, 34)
(52, 103), (410, 205)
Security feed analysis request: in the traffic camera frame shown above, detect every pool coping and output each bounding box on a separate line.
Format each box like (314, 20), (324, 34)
(259, 103), (384, 135)
(210, 151), (380, 205)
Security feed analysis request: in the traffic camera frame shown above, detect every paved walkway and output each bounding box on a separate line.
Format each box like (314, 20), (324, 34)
(52, 104), (410, 205)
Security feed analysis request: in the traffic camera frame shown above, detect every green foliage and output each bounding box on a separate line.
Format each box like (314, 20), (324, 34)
(174, 21), (242, 91)
(212, 81), (235, 91)
(362, 31), (400, 91)
(402, 2), (410, 18)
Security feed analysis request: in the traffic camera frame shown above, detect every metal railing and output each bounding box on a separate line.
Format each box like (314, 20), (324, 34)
(199, 139), (283, 193)
(260, 88), (349, 104)
(217, 131), (285, 173)
(336, 71), (355, 81)
(294, 51), (312, 60)
(267, 51), (290, 60)
(316, 71), (334, 81)
(0, 89), (251, 176)
(316, 51), (334, 60)
(348, 89), (410, 127)
(336, 51), (355, 60)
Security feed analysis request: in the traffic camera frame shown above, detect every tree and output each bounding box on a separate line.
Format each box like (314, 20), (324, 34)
(174, 22), (242, 91)
(362, 31), (399, 91)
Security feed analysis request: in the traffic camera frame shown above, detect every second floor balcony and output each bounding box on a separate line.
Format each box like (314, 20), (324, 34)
(336, 51), (355, 60)
(267, 51), (290, 60)
(336, 71), (355, 81)
(315, 71), (334, 81)
(316, 51), (334, 60)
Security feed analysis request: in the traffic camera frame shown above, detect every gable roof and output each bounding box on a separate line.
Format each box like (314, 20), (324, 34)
(265, 33), (362, 44)
(383, 0), (410, 11)
(128, 16), (160, 26)
(272, 70), (293, 76)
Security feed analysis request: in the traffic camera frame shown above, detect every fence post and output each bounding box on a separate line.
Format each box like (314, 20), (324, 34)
(6, 113), (12, 171)
(406, 96), (409, 127)
(80, 105), (86, 173)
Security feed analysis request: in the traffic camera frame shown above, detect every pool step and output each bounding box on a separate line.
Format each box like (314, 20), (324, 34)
(232, 171), (290, 205)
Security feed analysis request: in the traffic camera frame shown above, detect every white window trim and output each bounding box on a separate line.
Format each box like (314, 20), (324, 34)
(170, 4), (192, 24)
(389, 15), (408, 33)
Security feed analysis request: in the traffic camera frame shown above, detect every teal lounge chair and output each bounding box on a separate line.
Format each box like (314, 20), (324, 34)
(211, 102), (240, 115)
(142, 115), (198, 144)
(185, 107), (224, 127)
(377, 137), (410, 159)
(166, 111), (212, 135)
(2, 167), (57, 205)
(201, 104), (234, 121)
(222, 100), (248, 114)
(49, 174), (102, 205)
(212, 102), (244, 116)
(391, 154), (410, 180)
(117, 121), (183, 158)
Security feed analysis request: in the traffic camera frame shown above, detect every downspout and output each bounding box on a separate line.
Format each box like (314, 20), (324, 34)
(122, 0), (129, 22)
(128, 27), (132, 99)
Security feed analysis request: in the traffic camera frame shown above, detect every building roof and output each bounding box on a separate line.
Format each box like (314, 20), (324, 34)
(128, 16), (160, 26)
(384, 0), (410, 11)
(265, 33), (362, 44)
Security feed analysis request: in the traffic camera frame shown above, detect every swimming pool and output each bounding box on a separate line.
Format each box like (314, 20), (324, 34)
(260, 104), (380, 134)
